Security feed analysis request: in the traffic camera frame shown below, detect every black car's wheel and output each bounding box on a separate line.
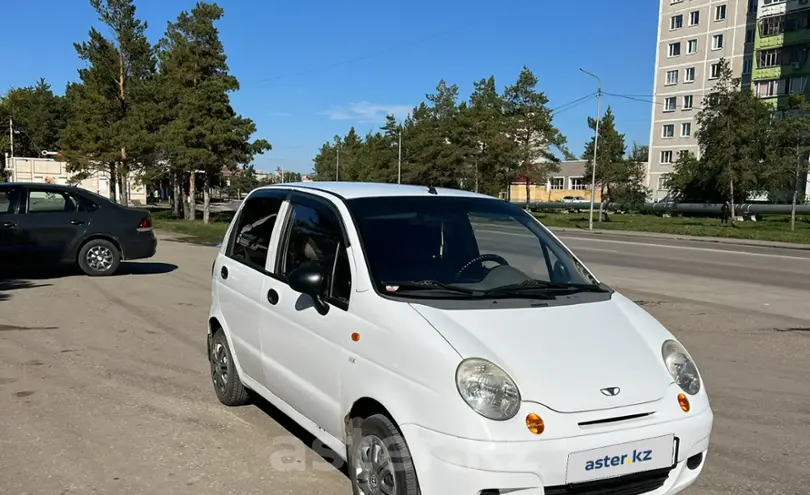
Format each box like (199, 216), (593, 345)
(77, 239), (121, 276)
(348, 414), (421, 495)
(209, 330), (251, 407)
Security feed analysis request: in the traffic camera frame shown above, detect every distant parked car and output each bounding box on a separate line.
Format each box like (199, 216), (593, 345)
(0, 182), (156, 276)
(562, 195), (587, 204)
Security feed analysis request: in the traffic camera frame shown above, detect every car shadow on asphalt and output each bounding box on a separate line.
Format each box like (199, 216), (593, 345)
(0, 262), (179, 302)
(248, 393), (350, 478)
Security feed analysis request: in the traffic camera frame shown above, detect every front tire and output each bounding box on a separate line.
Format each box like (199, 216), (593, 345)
(209, 331), (250, 407)
(77, 239), (120, 276)
(348, 414), (421, 495)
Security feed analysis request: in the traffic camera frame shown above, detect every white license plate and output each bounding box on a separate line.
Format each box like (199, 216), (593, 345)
(565, 434), (676, 484)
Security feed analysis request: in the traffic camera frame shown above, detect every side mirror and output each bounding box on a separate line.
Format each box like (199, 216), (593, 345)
(553, 260), (571, 283)
(288, 264), (330, 315)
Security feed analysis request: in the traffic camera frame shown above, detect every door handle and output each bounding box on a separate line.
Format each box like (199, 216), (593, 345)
(220, 266), (229, 279)
(70, 220), (85, 225)
(1, 222), (15, 228)
(267, 289), (279, 305)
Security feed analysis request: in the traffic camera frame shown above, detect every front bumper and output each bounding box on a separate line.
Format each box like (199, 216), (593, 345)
(400, 407), (713, 495)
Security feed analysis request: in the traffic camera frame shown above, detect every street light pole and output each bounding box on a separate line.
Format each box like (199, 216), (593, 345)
(580, 68), (602, 231)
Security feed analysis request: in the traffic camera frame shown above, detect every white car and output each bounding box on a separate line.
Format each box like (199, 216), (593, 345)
(208, 182), (713, 495)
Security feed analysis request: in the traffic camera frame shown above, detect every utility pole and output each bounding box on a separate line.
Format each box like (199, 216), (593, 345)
(336, 147), (340, 182)
(397, 125), (402, 184)
(9, 118), (14, 161)
(580, 69), (602, 231)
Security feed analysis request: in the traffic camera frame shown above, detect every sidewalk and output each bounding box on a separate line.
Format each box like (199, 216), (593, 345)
(550, 226), (810, 251)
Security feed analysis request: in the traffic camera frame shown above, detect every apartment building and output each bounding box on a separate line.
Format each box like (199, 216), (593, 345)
(752, 0), (810, 107)
(647, 0), (759, 201)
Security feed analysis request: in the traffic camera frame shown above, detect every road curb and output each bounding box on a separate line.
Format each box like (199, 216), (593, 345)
(549, 226), (810, 251)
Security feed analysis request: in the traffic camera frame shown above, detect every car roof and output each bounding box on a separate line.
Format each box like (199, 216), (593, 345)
(0, 182), (79, 191)
(256, 181), (496, 200)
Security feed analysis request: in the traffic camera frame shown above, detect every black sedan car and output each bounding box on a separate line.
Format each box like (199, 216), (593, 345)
(0, 182), (157, 276)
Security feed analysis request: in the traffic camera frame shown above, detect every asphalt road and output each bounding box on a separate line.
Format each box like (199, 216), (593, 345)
(0, 232), (808, 495)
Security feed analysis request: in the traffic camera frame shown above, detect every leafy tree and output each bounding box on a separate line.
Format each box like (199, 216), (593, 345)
(766, 94), (810, 231)
(60, 0), (157, 205)
(156, 2), (271, 223)
(503, 66), (572, 203)
(690, 58), (772, 217)
(612, 142), (650, 211)
(0, 79), (67, 158)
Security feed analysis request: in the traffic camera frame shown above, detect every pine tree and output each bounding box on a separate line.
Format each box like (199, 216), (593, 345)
(582, 106), (628, 211)
(157, 2), (270, 223)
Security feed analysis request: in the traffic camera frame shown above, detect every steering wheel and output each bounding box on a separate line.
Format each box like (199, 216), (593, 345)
(455, 253), (510, 279)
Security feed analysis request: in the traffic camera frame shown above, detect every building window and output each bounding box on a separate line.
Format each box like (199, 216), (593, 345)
(660, 151), (674, 164)
(755, 79), (780, 98)
(687, 39), (698, 54)
(685, 67), (695, 83)
(549, 178), (564, 190)
(746, 28), (755, 44)
(671, 15), (684, 30)
(689, 11), (700, 26)
(662, 124), (675, 138)
(681, 122), (692, 137)
(658, 174), (671, 190)
(710, 63), (721, 79)
(788, 45), (809, 66)
(789, 76), (807, 94)
(666, 70), (679, 85)
(760, 15), (785, 37)
(748, 0), (758, 14)
(683, 95), (694, 109)
(570, 177), (587, 190)
(743, 58), (753, 74)
(669, 42), (681, 57)
(715, 5), (727, 21)
(787, 11), (810, 31)
(665, 97), (677, 111)
(712, 34), (724, 50)
(759, 48), (781, 68)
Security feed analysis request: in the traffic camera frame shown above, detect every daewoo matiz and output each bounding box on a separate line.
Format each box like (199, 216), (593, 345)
(208, 182), (713, 495)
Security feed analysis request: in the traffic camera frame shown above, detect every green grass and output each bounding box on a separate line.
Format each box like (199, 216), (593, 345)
(534, 211), (810, 245)
(151, 210), (233, 245)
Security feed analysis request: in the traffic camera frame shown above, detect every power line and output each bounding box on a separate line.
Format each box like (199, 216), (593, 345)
(603, 91), (705, 111)
(551, 92), (597, 115)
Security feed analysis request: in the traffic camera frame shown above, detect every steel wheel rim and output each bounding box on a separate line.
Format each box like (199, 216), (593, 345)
(211, 342), (229, 395)
(86, 245), (114, 271)
(354, 434), (397, 495)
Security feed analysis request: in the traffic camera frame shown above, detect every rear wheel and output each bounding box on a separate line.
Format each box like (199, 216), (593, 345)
(209, 330), (250, 407)
(348, 414), (421, 495)
(77, 239), (120, 276)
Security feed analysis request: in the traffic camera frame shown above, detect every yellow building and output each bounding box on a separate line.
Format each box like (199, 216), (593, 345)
(508, 160), (602, 203)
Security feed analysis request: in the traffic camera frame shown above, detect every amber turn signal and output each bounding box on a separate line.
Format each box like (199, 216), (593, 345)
(351, 333), (360, 342)
(526, 413), (545, 435)
(678, 393), (691, 413)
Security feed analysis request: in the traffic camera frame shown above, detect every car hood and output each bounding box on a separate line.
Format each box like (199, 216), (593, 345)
(409, 295), (675, 413)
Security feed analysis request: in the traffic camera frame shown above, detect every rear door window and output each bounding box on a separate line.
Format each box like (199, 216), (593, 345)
(226, 192), (286, 271)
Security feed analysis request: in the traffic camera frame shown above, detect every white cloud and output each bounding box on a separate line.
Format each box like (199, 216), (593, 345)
(269, 111), (292, 117)
(320, 101), (412, 124)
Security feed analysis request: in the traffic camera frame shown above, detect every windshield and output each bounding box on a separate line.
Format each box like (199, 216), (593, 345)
(346, 196), (600, 297)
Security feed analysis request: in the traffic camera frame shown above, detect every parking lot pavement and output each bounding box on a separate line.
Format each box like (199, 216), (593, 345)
(1, 235), (808, 494)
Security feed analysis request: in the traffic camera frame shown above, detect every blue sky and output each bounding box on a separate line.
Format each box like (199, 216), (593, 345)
(2, 0), (658, 174)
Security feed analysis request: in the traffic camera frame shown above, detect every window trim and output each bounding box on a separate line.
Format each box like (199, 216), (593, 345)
(274, 190), (353, 311)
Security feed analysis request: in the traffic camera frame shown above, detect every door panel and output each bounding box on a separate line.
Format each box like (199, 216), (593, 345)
(19, 189), (91, 262)
(217, 190), (288, 385)
(260, 194), (353, 438)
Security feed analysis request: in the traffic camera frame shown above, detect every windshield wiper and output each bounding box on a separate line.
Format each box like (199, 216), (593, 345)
(381, 280), (477, 296)
(486, 280), (609, 295)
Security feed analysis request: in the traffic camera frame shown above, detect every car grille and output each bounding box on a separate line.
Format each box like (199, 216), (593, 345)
(543, 466), (673, 495)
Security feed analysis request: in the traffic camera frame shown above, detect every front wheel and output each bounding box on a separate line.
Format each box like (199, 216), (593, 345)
(348, 414), (421, 495)
(77, 239), (120, 276)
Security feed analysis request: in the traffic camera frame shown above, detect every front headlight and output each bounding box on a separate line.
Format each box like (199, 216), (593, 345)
(661, 339), (701, 395)
(455, 358), (521, 421)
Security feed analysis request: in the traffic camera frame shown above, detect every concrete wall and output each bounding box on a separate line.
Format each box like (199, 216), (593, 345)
(5, 157), (147, 205)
